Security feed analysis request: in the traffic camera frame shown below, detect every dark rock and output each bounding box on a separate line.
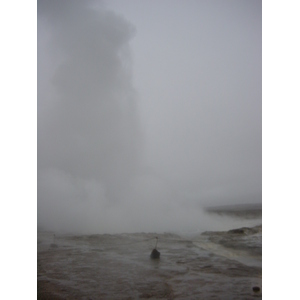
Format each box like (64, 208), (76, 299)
(150, 248), (160, 259)
(252, 286), (260, 292)
(228, 228), (245, 234)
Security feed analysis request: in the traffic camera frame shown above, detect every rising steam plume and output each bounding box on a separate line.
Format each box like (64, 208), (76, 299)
(38, 0), (261, 234)
(38, 0), (143, 233)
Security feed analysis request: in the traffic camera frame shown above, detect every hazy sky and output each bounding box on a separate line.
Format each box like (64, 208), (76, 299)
(37, 0), (261, 234)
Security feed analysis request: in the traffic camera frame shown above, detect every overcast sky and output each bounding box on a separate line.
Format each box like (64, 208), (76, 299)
(37, 0), (261, 234)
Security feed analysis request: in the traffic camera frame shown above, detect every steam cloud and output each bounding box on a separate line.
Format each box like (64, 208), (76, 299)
(38, 0), (145, 233)
(38, 0), (193, 234)
(38, 0), (261, 234)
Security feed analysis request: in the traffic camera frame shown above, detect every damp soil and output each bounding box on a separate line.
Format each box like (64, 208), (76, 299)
(38, 229), (261, 299)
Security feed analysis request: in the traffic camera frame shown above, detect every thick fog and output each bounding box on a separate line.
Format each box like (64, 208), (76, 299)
(37, 0), (261, 234)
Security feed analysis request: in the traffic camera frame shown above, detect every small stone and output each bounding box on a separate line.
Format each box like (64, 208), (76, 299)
(150, 248), (160, 259)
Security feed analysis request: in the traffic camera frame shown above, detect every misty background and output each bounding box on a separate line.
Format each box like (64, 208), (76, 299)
(37, 0), (261, 234)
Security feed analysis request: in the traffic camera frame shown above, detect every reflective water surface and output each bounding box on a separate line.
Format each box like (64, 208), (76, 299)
(38, 225), (261, 299)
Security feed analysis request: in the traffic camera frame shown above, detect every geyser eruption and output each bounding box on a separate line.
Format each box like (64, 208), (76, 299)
(38, 0), (261, 235)
(38, 0), (142, 233)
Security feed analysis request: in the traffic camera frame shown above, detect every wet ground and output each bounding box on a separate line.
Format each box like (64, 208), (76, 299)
(38, 227), (261, 299)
